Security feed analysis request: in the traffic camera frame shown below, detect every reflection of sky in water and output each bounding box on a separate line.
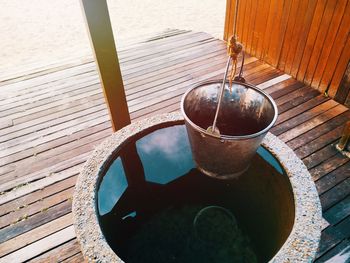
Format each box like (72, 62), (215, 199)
(98, 157), (127, 216)
(257, 147), (284, 174)
(136, 125), (194, 184)
(97, 126), (284, 216)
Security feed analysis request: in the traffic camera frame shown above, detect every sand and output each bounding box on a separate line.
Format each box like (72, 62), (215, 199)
(0, 0), (226, 74)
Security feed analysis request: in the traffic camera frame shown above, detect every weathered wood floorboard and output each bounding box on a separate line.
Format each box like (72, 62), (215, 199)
(0, 30), (349, 262)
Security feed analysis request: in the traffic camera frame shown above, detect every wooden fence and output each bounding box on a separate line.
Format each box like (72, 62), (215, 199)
(224, 0), (350, 105)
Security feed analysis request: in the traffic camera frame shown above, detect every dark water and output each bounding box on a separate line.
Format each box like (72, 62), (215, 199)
(97, 125), (294, 263)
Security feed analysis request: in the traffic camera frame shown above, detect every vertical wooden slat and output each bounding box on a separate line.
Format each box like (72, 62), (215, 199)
(224, 0), (234, 40)
(223, 0), (350, 102)
(286, 0), (315, 75)
(249, 0), (261, 56)
(319, 0), (350, 92)
(80, 0), (131, 132)
(296, 0), (328, 81)
(266, 0), (292, 67)
(278, 0), (301, 71)
(311, 0), (348, 91)
(345, 90), (350, 107)
(303, 0), (338, 85)
(277, 0), (300, 70)
(261, 0), (279, 60)
(253, 0), (271, 58)
(237, 0), (248, 40)
(246, 0), (259, 54)
(335, 61), (350, 105)
(242, 0), (252, 51)
(328, 37), (350, 97)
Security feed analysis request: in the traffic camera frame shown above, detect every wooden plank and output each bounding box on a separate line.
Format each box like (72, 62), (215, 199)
(315, 239), (350, 263)
(0, 49), (227, 150)
(0, 144), (94, 193)
(225, 0), (349, 97)
(0, 214), (72, 257)
(0, 226), (75, 263)
(0, 95), (105, 144)
(251, 0), (270, 57)
(345, 89), (350, 107)
(310, 155), (349, 181)
(0, 176), (77, 217)
(335, 215), (350, 238)
(316, 224), (345, 259)
(278, 104), (348, 142)
(130, 64), (281, 123)
(1, 40), (220, 115)
(0, 166), (79, 205)
(277, 0), (301, 71)
(271, 100), (339, 136)
(265, 0), (291, 67)
(320, 177), (350, 210)
(30, 238), (81, 263)
(296, 0), (327, 81)
(303, 0), (338, 85)
(0, 200), (71, 243)
(2, 60), (254, 179)
(316, 162), (350, 195)
(277, 88), (321, 114)
(0, 123), (109, 171)
(260, 0), (279, 61)
(0, 187), (73, 229)
(335, 61), (350, 104)
(295, 125), (344, 159)
(1, 31), (350, 262)
(0, 43), (224, 134)
(0, 29), (189, 84)
(303, 144), (339, 170)
(276, 94), (329, 126)
(236, 0), (247, 40)
(324, 195), (350, 225)
(264, 78), (301, 96)
(1, 53), (249, 190)
(224, 0), (234, 40)
(0, 37), (218, 122)
(254, 74), (291, 90)
(254, 0), (273, 59)
(287, 110), (350, 150)
(242, 0), (252, 50)
(288, 0), (318, 76)
(0, 69), (99, 109)
(62, 252), (85, 263)
(311, 0), (348, 90)
(245, 0), (258, 54)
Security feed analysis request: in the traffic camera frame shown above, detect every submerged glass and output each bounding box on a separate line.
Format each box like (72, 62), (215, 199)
(97, 124), (295, 263)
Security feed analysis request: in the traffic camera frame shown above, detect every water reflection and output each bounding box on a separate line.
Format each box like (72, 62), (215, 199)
(98, 125), (194, 215)
(98, 157), (128, 216)
(97, 124), (293, 263)
(136, 125), (194, 184)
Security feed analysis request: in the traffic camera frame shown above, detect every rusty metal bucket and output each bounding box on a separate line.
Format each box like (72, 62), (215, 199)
(181, 80), (278, 179)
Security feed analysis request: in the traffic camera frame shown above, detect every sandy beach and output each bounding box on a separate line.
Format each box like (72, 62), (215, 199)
(0, 0), (226, 74)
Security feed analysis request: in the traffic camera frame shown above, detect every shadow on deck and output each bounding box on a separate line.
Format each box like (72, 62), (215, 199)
(0, 30), (349, 262)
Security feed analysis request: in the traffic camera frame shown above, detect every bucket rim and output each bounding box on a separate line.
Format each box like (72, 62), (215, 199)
(180, 79), (278, 140)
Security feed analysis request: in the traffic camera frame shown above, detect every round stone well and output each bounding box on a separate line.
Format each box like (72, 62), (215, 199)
(73, 112), (322, 263)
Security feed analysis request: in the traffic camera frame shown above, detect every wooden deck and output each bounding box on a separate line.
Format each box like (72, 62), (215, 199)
(0, 30), (349, 262)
